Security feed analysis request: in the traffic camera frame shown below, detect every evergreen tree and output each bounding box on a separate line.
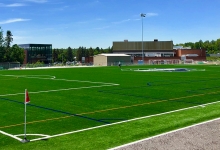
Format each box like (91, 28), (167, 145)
(76, 47), (83, 61)
(67, 47), (73, 61)
(0, 46), (5, 62)
(88, 47), (94, 56)
(0, 27), (5, 62)
(5, 30), (13, 48)
(0, 27), (4, 47)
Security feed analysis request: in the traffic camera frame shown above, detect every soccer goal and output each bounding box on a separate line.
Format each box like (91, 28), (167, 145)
(149, 59), (180, 65)
(184, 59), (194, 64)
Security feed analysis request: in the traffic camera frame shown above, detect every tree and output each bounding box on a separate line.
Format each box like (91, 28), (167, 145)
(9, 44), (25, 63)
(0, 46), (5, 62)
(176, 39), (220, 54)
(0, 27), (4, 47)
(194, 42), (200, 49)
(52, 49), (59, 62)
(216, 39), (220, 53)
(95, 47), (100, 53)
(57, 49), (66, 63)
(5, 30), (13, 48)
(88, 47), (94, 56)
(100, 48), (104, 53)
(93, 49), (99, 55)
(72, 48), (77, 59)
(203, 40), (210, 52)
(107, 46), (113, 53)
(76, 47), (83, 61)
(199, 40), (203, 49)
(67, 47), (73, 61)
(0, 27), (5, 62)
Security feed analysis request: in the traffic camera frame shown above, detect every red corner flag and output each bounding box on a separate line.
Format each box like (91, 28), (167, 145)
(25, 89), (30, 104)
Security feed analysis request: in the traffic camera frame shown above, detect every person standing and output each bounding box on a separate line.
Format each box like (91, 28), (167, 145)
(118, 61), (121, 68)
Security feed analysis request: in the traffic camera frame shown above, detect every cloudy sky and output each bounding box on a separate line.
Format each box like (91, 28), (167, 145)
(0, 0), (220, 48)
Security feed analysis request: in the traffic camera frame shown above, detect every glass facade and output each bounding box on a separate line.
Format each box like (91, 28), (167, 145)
(19, 44), (52, 64)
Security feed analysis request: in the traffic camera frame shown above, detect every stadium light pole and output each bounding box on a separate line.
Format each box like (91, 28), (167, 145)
(141, 13), (146, 63)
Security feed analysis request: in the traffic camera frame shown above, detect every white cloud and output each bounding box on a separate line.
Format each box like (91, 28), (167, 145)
(58, 5), (69, 11)
(24, 0), (48, 3)
(8, 3), (26, 7)
(0, 18), (31, 25)
(146, 13), (158, 17)
(76, 21), (89, 24)
(94, 26), (110, 30)
(112, 19), (131, 24)
(96, 18), (105, 21)
(13, 36), (29, 40)
(0, 3), (26, 7)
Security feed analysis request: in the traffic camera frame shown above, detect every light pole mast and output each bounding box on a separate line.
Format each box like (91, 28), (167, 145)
(141, 13), (146, 63)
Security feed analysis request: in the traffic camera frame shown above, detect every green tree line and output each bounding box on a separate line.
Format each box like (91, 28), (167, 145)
(52, 46), (112, 63)
(0, 27), (25, 63)
(175, 39), (220, 54)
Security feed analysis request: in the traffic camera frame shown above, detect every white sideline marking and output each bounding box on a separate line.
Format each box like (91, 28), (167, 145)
(0, 130), (22, 141)
(109, 117), (220, 150)
(30, 100), (220, 142)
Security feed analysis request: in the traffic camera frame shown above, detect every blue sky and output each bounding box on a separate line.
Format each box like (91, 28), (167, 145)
(0, 0), (220, 48)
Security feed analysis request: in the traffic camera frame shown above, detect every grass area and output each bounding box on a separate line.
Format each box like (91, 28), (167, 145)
(0, 64), (220, 149)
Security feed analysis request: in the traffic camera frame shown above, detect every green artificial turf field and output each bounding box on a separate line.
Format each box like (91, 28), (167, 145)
(1, 64), (220, 149)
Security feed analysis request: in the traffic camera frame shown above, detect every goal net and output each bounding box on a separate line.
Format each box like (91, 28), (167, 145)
(184, 59), (194, 64)
(149, 59), (180, 65)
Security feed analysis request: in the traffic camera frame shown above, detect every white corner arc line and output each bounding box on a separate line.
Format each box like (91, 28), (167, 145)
(15, 134), (50, 137)
(30, 100), (220, 142)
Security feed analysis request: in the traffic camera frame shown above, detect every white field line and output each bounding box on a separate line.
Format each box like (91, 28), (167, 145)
(0, 130), (22, 141)
(0, 74), (56, 79)
(53, 78), (117, 85)
(0, 74), (116, 85)
(0, 74), (119, 97)
(0, 84), (119, 97)
(109, 117), (220, 150)
(15, 134), (50, 138)
(30, 100), (220, 142)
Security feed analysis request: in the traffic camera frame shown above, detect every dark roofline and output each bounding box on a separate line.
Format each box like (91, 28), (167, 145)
(113, 40), (173, 43)
(18, 44), (52, 45)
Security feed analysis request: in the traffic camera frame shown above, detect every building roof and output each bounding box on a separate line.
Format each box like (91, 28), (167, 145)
(113, 40), (173, 51)
(97, 53), (130, 57)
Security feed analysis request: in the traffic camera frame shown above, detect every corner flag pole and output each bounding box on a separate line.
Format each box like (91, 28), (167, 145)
(22, 89), (30, 143)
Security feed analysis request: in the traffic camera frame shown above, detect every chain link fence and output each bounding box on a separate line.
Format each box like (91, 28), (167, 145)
(0, 62), (20, 70)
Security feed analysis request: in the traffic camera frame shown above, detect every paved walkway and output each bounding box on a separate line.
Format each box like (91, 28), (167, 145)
(110, 118), (220, 150)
